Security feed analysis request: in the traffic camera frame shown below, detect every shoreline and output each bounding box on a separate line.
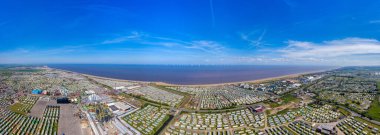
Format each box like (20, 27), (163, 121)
(155, 68), (332, 87)
(50, 67), (337, 87)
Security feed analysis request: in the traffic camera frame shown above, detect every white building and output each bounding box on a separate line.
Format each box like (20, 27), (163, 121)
(113, 86), (125, 90)
(85, 90), (96, 95)
(107, 102), (132, 115)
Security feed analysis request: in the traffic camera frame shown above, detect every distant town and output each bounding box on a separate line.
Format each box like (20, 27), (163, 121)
(0, 66), (379, 135)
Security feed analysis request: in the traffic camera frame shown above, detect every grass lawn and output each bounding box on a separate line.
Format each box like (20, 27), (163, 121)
(338, 107), (351, 116)
(120, 93), (170, 109)
(264, 101), (281, 108)
(271, 107), (303, 116)
(129, 93), (170, 106)
(364, 82), (380, 121)
(8, 103), (27, 115)
(281, 93), (299, 104)
(364, 95), (380, 121)
(265, 93), (299, 108)
(275, 108), (290, 115)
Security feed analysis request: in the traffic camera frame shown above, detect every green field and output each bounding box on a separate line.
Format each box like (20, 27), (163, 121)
(338, 107), (351, 116)
(364, 95), (380, 121)
(265, 93), (299, 108)
(8, 96), (38, 115)
(8, 103), (28, 115)
(364, 82), (380, 121)
(281, 93), (300, 104)
(127, 93), (170, 106)
(265, 101), (281, 108)
(275, 108), (291, 115)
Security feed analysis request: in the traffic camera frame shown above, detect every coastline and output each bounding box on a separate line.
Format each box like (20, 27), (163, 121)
(51, 68), (150, 84)
(50, 67), (336, 87)
(155, 68), (333, 87)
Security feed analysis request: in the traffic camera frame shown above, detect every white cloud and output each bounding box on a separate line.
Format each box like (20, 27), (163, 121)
(141, 41), (181, 47)
(286, 40), (315, 49)
(241, 29), (267, 47)
(278, 37), (380, 65)
(281, 38), (380, 58)
(209, 0), (216, 27)
(101, 31), (142, 44)
(102, 32), (225, 53)
(146, 37), (224, 53)
(0, 31), (226, 64)
(185, 40), (224, 53)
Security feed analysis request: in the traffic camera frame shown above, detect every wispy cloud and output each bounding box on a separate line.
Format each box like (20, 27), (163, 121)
(241, 29), (267, 47)
(277, 37), (380, 65)
(0, 45), (84, 58)
(185, 40), (224, 53)
(281, 38), (380, 58)
(1, 31), (225, 62)
(209, 0), (216, 27)
(102, 32), (225, 53)
(235, 56), (288, 63)
(369, 20), (380, 24)
(101, 31), (143, 44)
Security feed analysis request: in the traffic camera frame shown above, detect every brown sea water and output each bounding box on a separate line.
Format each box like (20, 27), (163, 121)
(49, 64), (333, 85)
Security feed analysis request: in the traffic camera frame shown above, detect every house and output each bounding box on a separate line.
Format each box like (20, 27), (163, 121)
(317, 124), (337, 135)
(248, 105), (265, 113)
(42, 90), (48, 95)
(113, 86), (125, 90)
(85, 90), (95, 95)
(254, 105), (265, 112)
(107, 102), (132, 114)
(126, 85), (141, 90)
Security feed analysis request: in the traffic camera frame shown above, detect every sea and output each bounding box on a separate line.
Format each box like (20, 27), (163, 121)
(48, 64), (334, 85)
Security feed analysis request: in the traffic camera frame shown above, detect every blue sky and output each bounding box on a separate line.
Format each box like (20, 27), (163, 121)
(1, 0), (380, 65)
